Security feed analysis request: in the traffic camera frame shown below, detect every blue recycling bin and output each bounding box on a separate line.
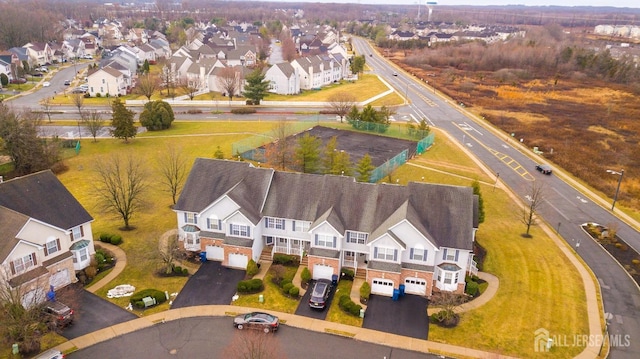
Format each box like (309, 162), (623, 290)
(199, 252), (207, 263)
(331, 274), (338, 286)
(392, 288), (400, 301)
(399, 284), (405, 296)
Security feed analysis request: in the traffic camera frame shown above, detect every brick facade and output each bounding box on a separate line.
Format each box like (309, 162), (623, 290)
(400, 269), (434, 297)
(223, 245), (252, 268)
(307, 256), (340, 278)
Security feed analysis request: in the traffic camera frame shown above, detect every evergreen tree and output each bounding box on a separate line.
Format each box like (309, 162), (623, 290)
(356, 154), (375, 182)
(322, 136), (339, 174)
(295, 133), (321, 173)
(111, 98), (136, 142)
(472, 180), (486, 223)
(242, 68), (270, 105)
(139, 100), (174, 130)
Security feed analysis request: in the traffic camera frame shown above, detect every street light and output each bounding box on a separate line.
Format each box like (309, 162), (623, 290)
(606, 169), (624, 211)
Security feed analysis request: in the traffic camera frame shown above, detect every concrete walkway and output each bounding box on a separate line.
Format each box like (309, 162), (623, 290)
(84, 241), (127, 294)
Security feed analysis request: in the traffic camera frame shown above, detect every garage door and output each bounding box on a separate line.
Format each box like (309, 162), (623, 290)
(228, 253), (248, 269)
(49, 269), (70, 289)
(313, 264), (334, 280)
(206, 245), (224, 261)
(404, 277), (426, 295)
(371, 278), (394, 296)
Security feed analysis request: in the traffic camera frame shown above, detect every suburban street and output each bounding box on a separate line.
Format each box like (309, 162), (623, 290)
(351, 37), (640, 358)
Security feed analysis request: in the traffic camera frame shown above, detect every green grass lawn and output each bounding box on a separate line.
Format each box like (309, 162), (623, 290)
(325, 279), (363, 327)
(15, 119), (590, 358)
(232, 267), (300, 313)
(264, 74), (390, 102)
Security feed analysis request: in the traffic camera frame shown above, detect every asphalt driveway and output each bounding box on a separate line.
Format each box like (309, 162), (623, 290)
(171, 260), (245, 308)
(294, 280), (335, 320)
(62, 289), (138, 340)
(362, 294), (429, 339)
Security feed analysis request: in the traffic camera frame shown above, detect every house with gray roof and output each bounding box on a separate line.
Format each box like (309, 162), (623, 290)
(174, 159), (479, 297)
(264, 62), (300, 95)
(0, 171), (95, 306)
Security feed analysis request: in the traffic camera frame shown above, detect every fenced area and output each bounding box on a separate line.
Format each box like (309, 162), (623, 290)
(232, 125), (434, 182)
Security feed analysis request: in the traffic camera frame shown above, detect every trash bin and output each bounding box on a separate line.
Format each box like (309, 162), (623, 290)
(259, 294), (264, 303)
(12, 343), (18, 355)
(359, 308), (365, 318)
(331, 274), (338, 286)
(392, 289), (400, 301)
(199, 252), (207, 263)
(399, 284), (405, 296)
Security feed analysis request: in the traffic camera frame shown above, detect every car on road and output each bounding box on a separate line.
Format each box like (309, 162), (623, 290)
(42, 81), (51, 87)
(34, 349), (64, 359)
(64, 80), (71, 86)
(309, 279), (332, 310)
(233, 312), (279, 333)
(392, 72), (398, 76)
(43, 301), (74, 328)
(536, 164), (552, 175)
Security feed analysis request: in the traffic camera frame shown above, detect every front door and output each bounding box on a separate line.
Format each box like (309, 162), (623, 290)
(265, 236), (274, 246)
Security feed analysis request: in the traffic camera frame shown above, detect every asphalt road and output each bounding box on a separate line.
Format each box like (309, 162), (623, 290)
(351, 37), (640, 358)
(66, 316), (447, 359)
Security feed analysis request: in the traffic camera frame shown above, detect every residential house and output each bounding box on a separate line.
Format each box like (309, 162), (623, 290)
(23, 42), (53, 66)
(264, 62), (300, 95)
(0, 171), (95, 306)
(87, 66), (127, 97)
(8, 47), (30, 68)
(137, 43), (157, 64)
(291, 55), (342, 90)
(174, 159), (478, 297)
(0, 52), (19, 80)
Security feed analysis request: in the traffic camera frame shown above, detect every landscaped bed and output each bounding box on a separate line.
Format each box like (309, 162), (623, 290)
(582, 222), (640, 285)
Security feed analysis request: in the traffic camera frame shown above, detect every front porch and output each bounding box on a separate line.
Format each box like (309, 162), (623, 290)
(341, 250), (368, 278)
(265, 236), (310, 258)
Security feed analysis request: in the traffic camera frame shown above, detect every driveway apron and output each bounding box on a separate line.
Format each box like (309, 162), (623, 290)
(171, 260), (245, 308)
(363, 294), (429, 339)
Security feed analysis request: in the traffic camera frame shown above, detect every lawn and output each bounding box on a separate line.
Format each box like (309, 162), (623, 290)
(30, 119), (588, 357)
(325, 279), (363, 327)
(232, 266), (300, 314)
(264, 74), (390, 102)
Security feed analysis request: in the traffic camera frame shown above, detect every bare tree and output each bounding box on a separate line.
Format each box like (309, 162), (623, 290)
(279, 29), (297, 62)
(263, 120), (295, 170)
(160, 64), (175, 99)
(71, 92), (84, 116)
(81, 110), (104, 142)
(41, 97), (53, 123)
(94, 155), (148, 230)
(158, 233), (181, 275)
(222, 330), (287, 359)
(216, 66), (241, 101)
(429, 292), (465, 327)
(521, 181), (545, 237)
(178, 76), (199, 100)
(328, 92), (356, 123)
(136, 73), (159, 101)
(157, 145), (188, 206)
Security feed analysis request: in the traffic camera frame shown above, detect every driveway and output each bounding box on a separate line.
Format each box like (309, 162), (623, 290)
(362, 294), (429, 339)
(62, 289), (138, 340)
(170, 260), (245, 308)
(294, 279), (336, 320)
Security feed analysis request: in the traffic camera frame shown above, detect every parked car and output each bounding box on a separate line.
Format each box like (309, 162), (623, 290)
(71, 88), (85, 94)
(536, 164), (553, 175)
(309, 279), (332, 310)
(42, 81), (51, 87)
(32, 72), (44, 77)
(43, 301), (74, 328)
(64, 80), (71, 86)
(34, 349), (64, 359)
(233, 312), (279, 333)
(36, 66), (48, 72)
(10, 78), (27, 84)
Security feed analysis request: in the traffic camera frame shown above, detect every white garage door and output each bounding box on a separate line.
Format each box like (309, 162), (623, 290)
(49, 269), (70, 289)
(228, 253), (248, 269)
(371, 278), (395, 296)
(312, 264), (334, 280)
(206, 245), (224, 261)
(404, 277), (426, 295)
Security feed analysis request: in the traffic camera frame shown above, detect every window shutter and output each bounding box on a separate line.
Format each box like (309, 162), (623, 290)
(80, 226), (84, 236)
(292, 221), (296, 231)
(423, 249), (428, 262)
(393, 249), (398, 262)
(10, 261), (15, 275)
(207, 218), (211, 229)
(184, 213), (188, 222)
(194, 215), (198, 223)
(56, 238), (61, 251)
(442, 248), (447, 260)
(333, 236), (337, 248)
(410, 248), (414, 259)
(32, 252), (37, 265)
(229, 224), (233, 233)
(218, 220), (222, 229)
(346, 232), (350, 242)
(44, 245), (49, 256)
(374, 247), (378, 258)
(265, 219), (268, 228)
(315, 234), (318, 245)
(70, 231), (74, 241)
(247, 227), (251, 237)
(455, 250), (459, 261)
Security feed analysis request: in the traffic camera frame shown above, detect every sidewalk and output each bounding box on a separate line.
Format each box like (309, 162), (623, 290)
(84, 241), (127, 294)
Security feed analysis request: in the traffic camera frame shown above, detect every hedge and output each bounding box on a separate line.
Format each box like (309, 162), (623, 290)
(130, 289), (167, 308)
(272, 253), (299, 267)
(110, 235), (123, 245)
(237, 278), (264, 293)
(231, 107), (257, 114)
(338, 294), (362, 316)
(340, 268), (354, 281)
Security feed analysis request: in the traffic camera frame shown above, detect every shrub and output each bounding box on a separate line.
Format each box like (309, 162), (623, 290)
(96, 93), (101, 98)
(300, 267), (311, 284)
(282, 283), (294, 294)
(182, 267), (189, 275)
(231, 107), (257, 114)
(173, 266), (183, 274)
(237, 279), (264, 293)
(280, 279), (292, 288)
(246, 259), (259, 278)
(338, 294), (362, 316)
(465, 281), (479, 297)
(615, 243), (623, 249)
(110, 235), (123, 245)
(288, 286), (299, 297)
(94, 251), (106, 265)
(130, 288), (167, 308)
(341, 268), (354, 281)
(84, 265), (97, 279)
(186, 109), (202, 114)
(632, 259), (640, 266)
(99, 233), (112, 242)
(359, 282), (371, 300)
(270, 264), (286, 285)
(273, 253), (299, 266)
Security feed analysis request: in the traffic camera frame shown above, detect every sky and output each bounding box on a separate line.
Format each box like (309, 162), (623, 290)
(250, 0), (640, 9)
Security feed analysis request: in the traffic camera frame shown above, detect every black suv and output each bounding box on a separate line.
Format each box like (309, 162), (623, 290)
(309, 279), (332, 310)
(536, 164), (552, 175)
(43, 301), (74, 328)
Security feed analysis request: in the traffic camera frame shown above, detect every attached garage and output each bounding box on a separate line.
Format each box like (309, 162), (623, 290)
(205, 245), (224, 261)
(371, 278), (395, 296)
(228, 253), (248, 269)
(49, 269), (71, 289)
(312, 264), (334, 280)
(403, 277), (427, 295)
